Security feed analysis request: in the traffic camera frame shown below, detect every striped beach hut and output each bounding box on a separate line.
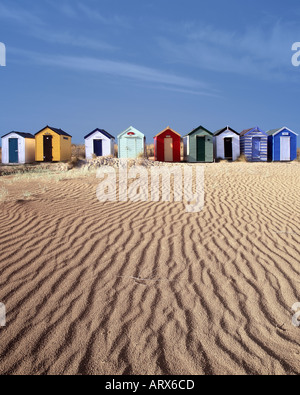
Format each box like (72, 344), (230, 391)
(154, 127), (181, 162)
(1, 132), (35, 164)
(214, 126), (240, 161)
(84, 129), (115, 160)
(240, 127), (268, 162)
(183, 125), (214, 162)
(267, 127), (298, 162)
(35, 126), (72, 162)
(118, 126), (145, 159)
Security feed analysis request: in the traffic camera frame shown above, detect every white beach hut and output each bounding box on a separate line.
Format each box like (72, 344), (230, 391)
(214, 126), (240, 161)
(84, 129), (115, 160)
(118, 126), (146, 159)
(1, 131), (35, 164)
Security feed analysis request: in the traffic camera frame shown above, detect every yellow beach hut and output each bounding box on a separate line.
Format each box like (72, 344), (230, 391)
(35, 126), (72, 162)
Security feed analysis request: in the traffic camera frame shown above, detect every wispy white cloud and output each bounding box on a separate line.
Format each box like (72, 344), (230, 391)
(31, 28), (117, 51)
(54, 2), (78, 19)
(40, 55), (210, 90)
(158, 20), (298, 81)
(148, 84), (220, 98)
(76, 3), (109, 23)
(76, 3), (130, 27)
(0, 2), (44, 25)
(0, 2), (117, 52)
(46, 1), (130, 28)
(12, 48), (217, 96)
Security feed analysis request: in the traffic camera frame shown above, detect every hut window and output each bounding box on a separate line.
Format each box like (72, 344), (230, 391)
(63, 137), (69, 140)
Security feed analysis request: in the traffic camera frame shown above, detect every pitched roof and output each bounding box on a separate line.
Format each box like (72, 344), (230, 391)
(117, 126), (145, 139)
(154, 127), (181, 138)
(266, 127), (298, 136)
(84, 128), (115, 140)
(184, 125), (213, 137)
(240, 127), (268, 137)
(266, 128), (280, 136)
(240, 128), (255, 136)
(35, 126), (72, 137)
(1, 131), (35, 139)
(214, 126), (239, 136)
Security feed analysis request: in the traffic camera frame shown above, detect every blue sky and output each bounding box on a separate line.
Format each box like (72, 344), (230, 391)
(0, 0), (300, 145)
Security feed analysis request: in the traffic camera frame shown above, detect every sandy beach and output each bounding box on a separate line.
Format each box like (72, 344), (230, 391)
(0, 161), (299, 375)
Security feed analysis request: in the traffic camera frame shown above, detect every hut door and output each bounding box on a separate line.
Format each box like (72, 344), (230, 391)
(9, 138), (19, 163)
(280, 137), (290, 161)
(196, 137), (205, 162)
(43, 135), (53, 162)
(164, 138), (173, 162)
(125, 137), (137, 158)
(224, 138), (233, 159)
(93, 139), (103, 157)
(252, 137), (261, 160)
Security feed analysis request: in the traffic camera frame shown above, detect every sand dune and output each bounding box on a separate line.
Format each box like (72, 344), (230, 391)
(0, 162), (299, 375)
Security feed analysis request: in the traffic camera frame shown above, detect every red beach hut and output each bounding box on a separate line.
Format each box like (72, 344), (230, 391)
(154, 127), (181, 162)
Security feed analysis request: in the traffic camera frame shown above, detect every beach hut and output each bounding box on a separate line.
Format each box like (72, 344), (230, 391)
(183, 125), (214, 163)
(118, 126), (145, 159)
(240, 127), (268, 162)
(1, 132), (35, 164)
(267, 127), (298, 162)
(35, 126), (72, 162)
(214, 126), (240, 161)
(84, 129), (115, 160)
(154, 127), (181, 162)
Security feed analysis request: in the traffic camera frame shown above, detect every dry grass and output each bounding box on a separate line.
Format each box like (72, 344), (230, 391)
(0, 186), (8, 201)
(71, 144), (85, 159)
(146, 144), (154, 159)
(236, 154), (248, 162)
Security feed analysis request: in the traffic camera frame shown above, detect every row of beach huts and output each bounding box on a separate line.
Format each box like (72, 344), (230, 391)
(1, 125), (298, 164)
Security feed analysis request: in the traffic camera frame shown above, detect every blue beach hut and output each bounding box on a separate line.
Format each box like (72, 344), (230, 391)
(267, 127), (298, 162)
(240, 127), (268, 162)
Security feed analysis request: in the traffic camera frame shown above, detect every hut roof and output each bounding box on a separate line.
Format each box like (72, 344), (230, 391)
(117, 126), (144, 139)
(240, 128), (255, 136)
(214, 126), (239, 136)
(35, 126), (72, 137)
(84, 128), (115, 140)
(1, 131), (35, 139)
(240, 127), (268, 137)
(266, 128), (281, 136)
(266, 127), (298, 136)
(154, 127), (181, 138)
(184, 125), (213, 137)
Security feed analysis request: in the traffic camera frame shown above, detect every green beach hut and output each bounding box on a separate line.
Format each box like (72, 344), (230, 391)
(183, 125), (214, 162)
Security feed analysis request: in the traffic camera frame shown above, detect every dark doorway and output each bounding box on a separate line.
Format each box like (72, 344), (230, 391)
(43, 135), (53, 162)
(93, 139), (103, 157)
(196, 136), (205, 162)
(224, 138), (233, 159)
(9, 138), (19, 163)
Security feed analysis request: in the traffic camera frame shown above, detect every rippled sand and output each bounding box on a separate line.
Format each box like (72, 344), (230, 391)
(0, 162), (299, 375)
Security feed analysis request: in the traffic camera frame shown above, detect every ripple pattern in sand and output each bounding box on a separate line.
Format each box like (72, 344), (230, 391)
(0, 163), (300, 375)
